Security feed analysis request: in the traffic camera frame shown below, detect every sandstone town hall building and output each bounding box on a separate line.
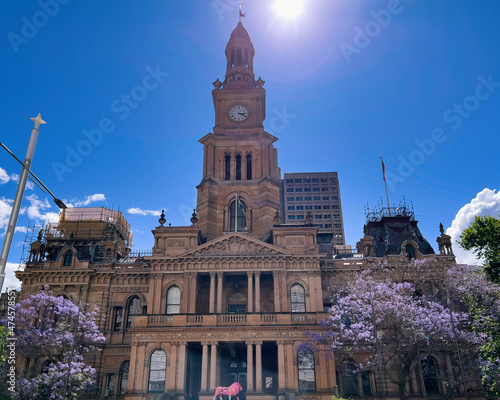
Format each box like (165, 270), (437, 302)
(17, 19), (471, 400)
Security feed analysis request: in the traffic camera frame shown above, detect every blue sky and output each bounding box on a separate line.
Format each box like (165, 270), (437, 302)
(1, 1), (500, 289)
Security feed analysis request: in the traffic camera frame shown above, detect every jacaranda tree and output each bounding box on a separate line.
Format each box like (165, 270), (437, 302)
(12, 287), (105, 400)
(304, 260), (500, 400)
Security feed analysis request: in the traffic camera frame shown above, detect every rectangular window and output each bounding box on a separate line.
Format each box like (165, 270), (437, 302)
(114, 307), (123, 332)
(304, 188), (311, 192)
(321, 187), (328, 192)
(323, 205), (330, 209)
(329, 178), (336, 183)
(303, 179), (310, 183)
(106, 373), (116, 397)
(316, 224), (323, 229)
(314, 215), (322, 219)
(332, 196), (339, 200)
(324, 215), (331, 219)
(288, 215), (296, 220)
(334, 224), (342, 228)
(287, 188), (293, 192)
(333, 214), (340, 218)
(297, 215), (304, 220)
(313, 187), (320, 192)
(295, 188), (302, 192)
(305, 205), (312, 210)
(305, 197), (312, 201)
(313, 196), (320, 201)
(312, 178), (319, 183)
(294, 179), (302, 183)
(314, 205), (321, 210)
(320, 178), (327, 183)
(286, 179), (293, 183)
(287, 197), (294, 201)
(333, 205), (339, 209)
(322, 196), (329, 200)
(288, 206), (295, 210)
(330, 187), (337, 191)
(296, 197), (303, 201)
(325, 224), (332, 228)
(296, 206), (304, 210)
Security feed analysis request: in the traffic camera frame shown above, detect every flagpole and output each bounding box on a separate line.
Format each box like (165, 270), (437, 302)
(235, 193), (238, 232)
(380, 157), (391, 217)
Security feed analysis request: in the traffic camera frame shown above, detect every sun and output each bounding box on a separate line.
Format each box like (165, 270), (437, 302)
(275, 0), (304, 19)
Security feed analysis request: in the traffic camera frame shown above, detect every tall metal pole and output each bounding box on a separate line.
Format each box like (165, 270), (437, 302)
(380, 157), (391, 217)
(0, 114), (46, 292)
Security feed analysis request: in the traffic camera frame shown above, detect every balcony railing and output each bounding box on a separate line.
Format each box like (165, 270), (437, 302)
(137, 312), (328, 329)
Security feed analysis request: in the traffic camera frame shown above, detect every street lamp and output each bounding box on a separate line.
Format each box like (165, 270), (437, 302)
(0, 114), (67, 293)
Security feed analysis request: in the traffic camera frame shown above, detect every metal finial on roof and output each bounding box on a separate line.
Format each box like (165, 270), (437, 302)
(158, 210), (166, 226)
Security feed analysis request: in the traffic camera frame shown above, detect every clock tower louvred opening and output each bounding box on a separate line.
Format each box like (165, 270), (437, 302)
(197, 20), (281, 241)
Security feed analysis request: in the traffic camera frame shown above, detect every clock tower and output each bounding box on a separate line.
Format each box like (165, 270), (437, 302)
(197, 21), (281, 241)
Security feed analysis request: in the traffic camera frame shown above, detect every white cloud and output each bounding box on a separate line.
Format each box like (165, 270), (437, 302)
(0, 197), (13, 230)
(446, 188), (500, 265)
(15, 226), (28, 233)
(65, 193), (106, 207)
(0, 167), (18, 185)
(4, 262), (22, 291)
(127, 207), (163, 216)
(23, 194), (60, 224)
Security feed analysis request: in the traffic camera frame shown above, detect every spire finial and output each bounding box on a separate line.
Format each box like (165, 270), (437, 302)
(239, 1), (246, 22)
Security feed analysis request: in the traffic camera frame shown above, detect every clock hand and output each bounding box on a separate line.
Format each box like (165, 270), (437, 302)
(238, 112), (247, 116)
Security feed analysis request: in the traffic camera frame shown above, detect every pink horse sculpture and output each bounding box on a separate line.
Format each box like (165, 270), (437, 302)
(213, 382), (243, 400)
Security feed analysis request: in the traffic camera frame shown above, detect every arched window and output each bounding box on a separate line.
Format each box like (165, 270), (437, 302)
(166, 286), (181, 314)
(119, 360), (129, 395)
(298, 350), (315, 392)
(342, 358), (359, 396)
(230, 199), (247, 232)
(422, 356), (439, 394)
(126, 296), (142, 329)
(290, 284), (306, 313)
(63, 250), (73, 266)
(235, 154), (242, 180)
(225, 154), (231, 180)
(148, 349), (166, 392)
(406, 244), (416, 260)
(246, 154), (252, 180)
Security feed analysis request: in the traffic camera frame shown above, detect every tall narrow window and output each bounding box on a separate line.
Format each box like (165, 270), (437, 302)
(114, 307), (123, 331)
(235, 154), (242, 180)
(422, 357), (439, 394)
(105, 373), (116, 397)
(230, 199), (247, 232)
(119, 361), (130, 395)
(406, 244), (416, 260)
(237, 49), (242, 66)
(246, 154), (252, 180)
(225, 154), (231, 180)
(342, 359), (359, 396)
(362, 371), (372, 396)
(298, 350), (315, 392)
(126, 297), (142, 329)
(148, 350), (166, 392)
(166, 286), (181, 314)
(63, 250), (73, 266)
(291, 284), (306, 313)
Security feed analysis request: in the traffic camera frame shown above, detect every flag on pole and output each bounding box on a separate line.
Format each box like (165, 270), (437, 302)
(381, 157), (386, 182)
(239, 1), (246, 20)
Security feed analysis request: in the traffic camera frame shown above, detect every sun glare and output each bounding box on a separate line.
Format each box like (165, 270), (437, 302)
(275, 0), (304, 19)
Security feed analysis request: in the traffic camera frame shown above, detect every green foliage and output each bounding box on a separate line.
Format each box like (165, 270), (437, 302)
(459, 215), (500, 283)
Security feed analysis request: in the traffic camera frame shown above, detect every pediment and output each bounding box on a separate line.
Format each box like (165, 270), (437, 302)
(179, 233), (290, 258)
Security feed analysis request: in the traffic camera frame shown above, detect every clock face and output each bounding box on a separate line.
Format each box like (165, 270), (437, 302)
(229, 105), (249, 122)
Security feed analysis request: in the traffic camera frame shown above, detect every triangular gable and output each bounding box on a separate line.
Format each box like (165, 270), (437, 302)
(178, 232), (290, 257)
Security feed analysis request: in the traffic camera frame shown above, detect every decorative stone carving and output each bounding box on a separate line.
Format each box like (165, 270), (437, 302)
(186, 236), (283, 257)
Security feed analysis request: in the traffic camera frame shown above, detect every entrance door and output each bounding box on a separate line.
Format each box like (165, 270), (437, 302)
(228, 360), (247, 400)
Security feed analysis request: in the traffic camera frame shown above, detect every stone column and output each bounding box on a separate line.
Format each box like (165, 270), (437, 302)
(129, 343), (138, 392)
(135, 342), (148, 392)
(189, 272), (197, 313)
(273, 271), (281, 312)
(246, 341), (254, 392)
(317, 345), (328, 391)
(181, 272), (190, 313)
(210, 342), (218, 390)
(280, 272), (287, 312)
(167, 343), (178, 391)
(247, 272), (253, 313)
(277, 341), (286, 391)
(255, 341), (263, 391)
(177, 343), (187, 392)
(209, 272), (216, 313)
(285, 341), (296, 390)
(254, 271), (261, 313)
(201, 342), (209, 392)
(217, 272), (223, 313)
